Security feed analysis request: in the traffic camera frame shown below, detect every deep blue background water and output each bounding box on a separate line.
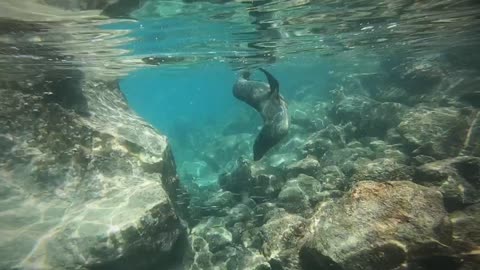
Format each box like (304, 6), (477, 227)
(117, 19), (332, 164)
(120, 60), (330, 138)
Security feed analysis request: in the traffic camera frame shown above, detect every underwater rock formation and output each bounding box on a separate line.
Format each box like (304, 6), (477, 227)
(329, 95), (407, 137)
(186, 210), (270, 270)
(261, 210), (308, 270)
(277, 174), (323, 216)
(285, 155), (321, 178)
(302, 181), (453, 270)
(0, 68), (186, 269)
(350, 157), (414, 182)
(449, 204), (480, 269)
(397, 106), (470, 159)
(415, 156), (480, 211)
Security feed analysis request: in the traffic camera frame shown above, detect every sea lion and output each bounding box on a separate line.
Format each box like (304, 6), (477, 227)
(233, 68), (289, 161)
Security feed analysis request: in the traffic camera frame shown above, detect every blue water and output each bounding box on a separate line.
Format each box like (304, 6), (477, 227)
(121, 65), (331, 170)
(119, 22), (331, 167)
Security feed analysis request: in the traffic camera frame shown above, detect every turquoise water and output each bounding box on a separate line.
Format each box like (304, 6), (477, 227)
(1, 1), (480, 270)
(120, 58), (330, 171)
(116, 16), (333, 180)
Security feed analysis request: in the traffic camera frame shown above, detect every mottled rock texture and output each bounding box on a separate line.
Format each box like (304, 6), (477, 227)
(261, 210), (308, 270)
(415, 156), (480, 211)
(449, 204), (480, 269)
(302, 181), (453, 270)
(278, 174), (322, 215)
(329, 95), (406, 137)
(351, 157), (414, 182)
(397, 106), (470, 159)
(186, 215), (270, 270)
(0, 69), (186, 269)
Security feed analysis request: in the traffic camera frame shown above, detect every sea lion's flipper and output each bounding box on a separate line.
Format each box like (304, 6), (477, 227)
(253, 126), (278, 161)
(259, 68), (279, 97)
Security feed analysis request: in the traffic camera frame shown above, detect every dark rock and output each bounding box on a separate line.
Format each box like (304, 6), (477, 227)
(459, 111), (480, 157)
(387, 59), (444, 95)
(250, 174), (284, 202)
(188, 221), (270, 270)
(321, 146), (375, 176)
(449, 204), (480, 269)
(351, 158), (414, 182)
(41, 68), (90, 116)
(303, 123), (357, 159)
(261, 210), (308, 270)
(329, 95), (406, 137)
(397, 106), (470, 159)
(290, 101), (329, 132)
(302, 181), (453, 270)
(221, 247), (271, 270)
(412, 155), (437, 166)
(191, 217), (232, 253)
(226, 203), (254, 226)
(253, 202), (278, 225)
(315, 165), (348, 191)
(444, 44), (480, 71)
(368, 139), (388, 153)
(285, 155), (320, 178)
(219, 157), (253, 193)
(415, 156), (480, 211)
(202, 191), (239, 216)
(346, 140), (362, 148)
(277, 174), (322, 215)
(303, 136), (334, 158)
(385, 128), (404, 145)
(368, 139), (409, 163)
(244, 230), (265, 252)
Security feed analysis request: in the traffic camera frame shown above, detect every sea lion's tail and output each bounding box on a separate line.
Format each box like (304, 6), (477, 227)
(259, 68), (279, 97)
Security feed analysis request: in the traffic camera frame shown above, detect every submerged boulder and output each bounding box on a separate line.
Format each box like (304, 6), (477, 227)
(218, 157), (287, 203)
(302, 181), (453, 270)
(449, 204), (480, 268)
(351, 157), (414, 182)
(329, 95), (406, 137)
(0, 70), (186, 269)
(415, 156), (480, 211)
(285, 155), (321, 178)
(187, 216), (270, 270)
(218, 157), (253, 193)
(277, 174), (323, 215)
(397, 106), (469, 159)
(261, 210), (308, 270)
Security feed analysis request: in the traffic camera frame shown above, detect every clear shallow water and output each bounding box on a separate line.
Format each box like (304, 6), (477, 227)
(1, 1), (480, 269)
(109, 0), (480, 185)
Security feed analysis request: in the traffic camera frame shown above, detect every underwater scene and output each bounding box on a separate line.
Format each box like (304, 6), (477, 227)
(1, 0), (480, 269)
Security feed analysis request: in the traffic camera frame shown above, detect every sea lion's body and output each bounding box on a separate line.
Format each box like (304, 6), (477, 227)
(233, 69), (289, 161)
